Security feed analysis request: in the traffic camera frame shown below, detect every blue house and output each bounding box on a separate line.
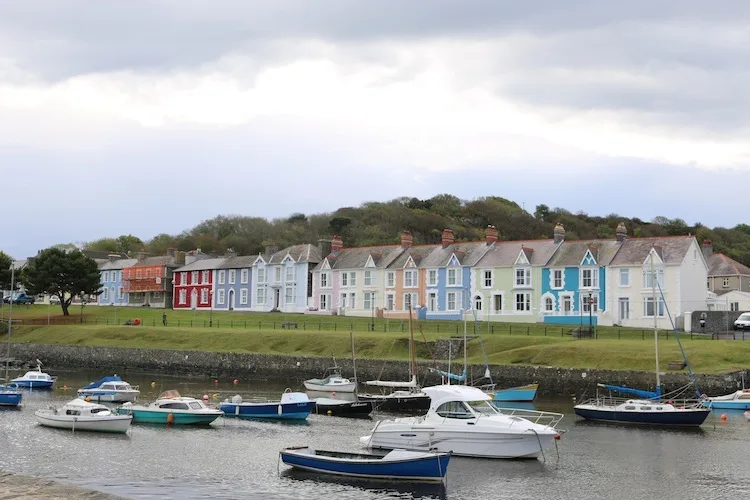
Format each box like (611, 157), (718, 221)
(253, 244), (322, 312)
(98, 257), (137, 306)
(540, 240), (622, 326)
(214, 254), (255, 311)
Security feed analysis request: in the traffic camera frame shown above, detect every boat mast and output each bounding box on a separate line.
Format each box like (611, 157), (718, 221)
(5, 265), (14, 383)
(408, 301), (415, 382)
(651, 252), (661, 394)
(463, 304), (468, 386)
(349, 330), (357, 387)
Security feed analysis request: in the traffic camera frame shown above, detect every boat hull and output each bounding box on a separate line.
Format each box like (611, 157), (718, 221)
(313, 400), (374, 418)
(35, 411), (132, 433)
(280, 449), (449, 482)
(702, 400), (750, 410)
(303, 381), (357, 393)
(10, 380), (54, 389)
(0, 391), (23, 407)
(363, 428), (556, 459)
(493, 384), (539, 402)
(220, 401), (315, 420)
(77, 390), (139, 403)
(357, 394), (431, 412)
(117, 408), (222, 425)
(574, 406), (711, 426)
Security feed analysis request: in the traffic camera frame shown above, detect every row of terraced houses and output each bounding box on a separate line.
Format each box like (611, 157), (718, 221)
(83, 221), (750, 329)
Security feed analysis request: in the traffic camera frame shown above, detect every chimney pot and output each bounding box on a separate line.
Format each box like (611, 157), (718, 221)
(553, 223), (565, 244)
(485, 225), (498, 245)
(441, 228), (455, 248)
(702, 239), (713, 259)
(400, 231), (413, 248)
(331, 236), (343, 253)
(616, 222), (627, 242)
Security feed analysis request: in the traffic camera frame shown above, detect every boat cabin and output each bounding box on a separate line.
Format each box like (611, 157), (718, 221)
(19, 372), (54, 382)
(158, 401), (207, 410)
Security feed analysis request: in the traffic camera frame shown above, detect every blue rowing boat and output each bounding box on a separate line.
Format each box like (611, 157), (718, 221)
(492, 383), (539, 402)
(0, 385), (22, 407)
(279, 446), (450, 483)
(219, 390), (315, 420)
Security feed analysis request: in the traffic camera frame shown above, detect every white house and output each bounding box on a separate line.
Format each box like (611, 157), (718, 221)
(707, 290), (750, 312)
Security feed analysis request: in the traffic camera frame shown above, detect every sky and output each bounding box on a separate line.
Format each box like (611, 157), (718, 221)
(1, 1), (749, 258)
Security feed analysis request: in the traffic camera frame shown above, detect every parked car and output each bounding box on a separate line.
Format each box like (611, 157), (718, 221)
(734, 313), (750, 330)
(49, 295), (61, 305)
(10, 293), (35, 305)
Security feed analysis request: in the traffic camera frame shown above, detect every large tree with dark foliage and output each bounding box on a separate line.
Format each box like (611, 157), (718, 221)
(0, 251), (13, 295)
(21, 248), (101, 316)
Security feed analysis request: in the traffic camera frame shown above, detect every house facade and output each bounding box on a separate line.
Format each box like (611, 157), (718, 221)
(173, 258), (226, 309)
(98, 257), (137, 306)
(251, 243), (322, 312)
(214, 255), (254, 311)
(703, 240), (750, 294)
(123, 250), (185, 308)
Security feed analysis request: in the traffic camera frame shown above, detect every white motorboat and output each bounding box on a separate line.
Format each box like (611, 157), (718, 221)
(701, 389), (750, 410)
(10, 364), (56, 389)
(304, 366), (356, 393)
(117, 390), (224, 425)
(77, 375), (140, 403)
(360, 385), (563, 459)
(35, 398), (133, 433)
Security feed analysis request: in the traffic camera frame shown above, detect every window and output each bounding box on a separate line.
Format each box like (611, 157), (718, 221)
(201, 270), (209, 284)
(581, 294), (599, 313)
(552, 270), (563, 289)
(447, 292), (460, 311)
(731, 302), (739, 312)
(257, 287), (267, 305)
(286, 266), (294, 282)
(179, 289), (186, 305)
(136, 269), (142, 279)
(483, 270), (492, 288)
(404, 293), (417, 310)
(342, 273), (348, 287)
(619, 269), (630, 287)
(349, 293), (356, 309)
(386, 293), (395, 310)
(643, 297), (665, 317)
(349, 272), (357, 286)
(274, 267), (281, 283)
(515, 267), (531, 287)
(320, 272), (329, 288)
(102, 271), (109, 282)
(364, 270), (373, 286)
(515, 292), (531, 312)
(643, 269), (664, 288)
(192, 271), (199, 284)
(581, 268), (599, 288)
(447, 268), (461, 286)
(229, 270), (236, 284)
(544, 296), (554, 313)
(117, 271), (122, 282)
(436, 401), (473, 419)
(217, 289), (225, 305)
(240, 269), (249, 284)
(386, 272), (395, 288)
(404, 270), (417, 288)
(428, 270), (437, 286)
(258, 268), (266, 283)
(320, 294), (329, 310)
(723, 278), (730, 288)
(493, 294), (503, 312)
(217, 271), (225, 285)
(474, 295), (483, 311)
(118, 287), (123, 300)
(364, 291), (374, 310)
(340, 293), (347, 307)
(240, 289), (248, 305)
(102, 288), (109, 300)
(201, 289), (209, 304)
(285, 287), (294, 304)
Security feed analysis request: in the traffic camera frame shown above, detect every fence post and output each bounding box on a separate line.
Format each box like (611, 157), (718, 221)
(190, 320), (193, 327)
(527, 327), (530, 336)
(618, 329), (621, 340)
(561, 327), (564, 337)
(335, 323), (337, 331)
(274, 322), (276, 330)
(203, 320), (206, 327)
(303, 322), (306, 331)
(153, 319), (155, 327)
(259, 321), (262, 329)
(178, 320), (180, 327)
(231, 321), (233, 328)
(491, 325), (494, 334)
(509, 325), (512, 336)
(319, 321), (321, 331)
(642, 330), (645, 340)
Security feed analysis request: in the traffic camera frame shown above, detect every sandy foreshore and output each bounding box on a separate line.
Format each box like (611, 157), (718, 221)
(0, 470), (126, 499)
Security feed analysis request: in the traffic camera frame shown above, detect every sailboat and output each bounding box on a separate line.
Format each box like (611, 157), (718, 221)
(1, 265), (23, 407)
(357, 303), (431, 411)
(573, 252), (710, 426)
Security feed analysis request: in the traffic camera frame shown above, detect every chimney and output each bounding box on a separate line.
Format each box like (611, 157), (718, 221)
(224, 248), (237, 258)
(485, 225), (498, 245)
(400, 231), (413, 248)
(107, 254), (119, 262)
(616, 222), (627, 243)
(175, 251), (186, 266)
(702, 240), (713, 259)
(331, 236), (343, 253)
(167, 247), (176, 257)
(318, 239), (332, 257)
(553, 222), (565, 244)
(441, 228), (455, 248)
(136, 250), (148, 261)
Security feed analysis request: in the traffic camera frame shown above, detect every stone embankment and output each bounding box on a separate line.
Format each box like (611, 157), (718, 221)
(10, 343), (749, 396)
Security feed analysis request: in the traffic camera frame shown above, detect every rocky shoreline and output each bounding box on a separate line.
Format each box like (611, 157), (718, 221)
(0, 470), (125, 499)
(9, 343), (750, 396)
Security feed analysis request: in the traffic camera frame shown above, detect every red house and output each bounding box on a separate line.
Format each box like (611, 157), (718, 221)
(172, 258), (226, 309)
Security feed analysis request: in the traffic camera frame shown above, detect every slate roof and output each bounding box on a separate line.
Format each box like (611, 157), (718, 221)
(387, 245), (440, 269)
(83, 250), (129, 260)
(608, 236), (695, 266)
(99, 258), (138, 271)
(475, 240), (561, 267)
(707, 253), (750, 277)
(313, 244), (407, 271)
(417, 241), (492, 268)
(173, 258), (227, 273)
(266, 244), (323, 265)
(132, 255), (184, 268)
(218, 255), (258, 270)
(547, 240), (623, 267)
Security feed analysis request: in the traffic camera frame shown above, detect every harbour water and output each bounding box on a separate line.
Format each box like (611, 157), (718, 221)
(2, 370), (750, 499)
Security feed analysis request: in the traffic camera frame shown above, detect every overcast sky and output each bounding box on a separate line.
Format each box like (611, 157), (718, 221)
(2, 1), (749, 258)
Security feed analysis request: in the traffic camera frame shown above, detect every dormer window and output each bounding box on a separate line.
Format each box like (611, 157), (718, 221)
(580, 268), (599, 289)
(447, 268), (461, 286)
(643, 269), (664, 288)
(515, 267), (531, 287)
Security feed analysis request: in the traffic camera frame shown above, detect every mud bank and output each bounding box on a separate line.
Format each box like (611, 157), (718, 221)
(0, 470), (125, 499)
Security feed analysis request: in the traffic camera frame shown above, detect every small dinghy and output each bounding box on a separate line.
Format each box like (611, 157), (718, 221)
(220, 390), (315, 420)
(304, 366), (356, 393)
(0, 385), (22, 407)
(35, 398), (132, 433)
(279, 446), (450, 483)
(313, 398), (374, 418)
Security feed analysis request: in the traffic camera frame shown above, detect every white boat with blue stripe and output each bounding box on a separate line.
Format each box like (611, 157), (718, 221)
(77, 375), (140, 403)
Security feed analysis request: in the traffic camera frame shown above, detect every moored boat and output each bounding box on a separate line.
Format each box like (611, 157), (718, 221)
(78, 375), (140, 403)
(0, 385), (22, 407)
(220, 390), (315, 420)
(35, 398), (132, 433)
(491, 383), (539, 402)
(304, 366), (356, 393)
(10, 364), (56, 389)
(701, 389), (750, 410)
(116, 390), (223, 425)
(313, 398), (374, 418)
(279, 446), (450, 483)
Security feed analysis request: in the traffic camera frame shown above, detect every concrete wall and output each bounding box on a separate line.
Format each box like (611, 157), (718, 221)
(9, 343), (748, 396)
(690, 310), (744, 332)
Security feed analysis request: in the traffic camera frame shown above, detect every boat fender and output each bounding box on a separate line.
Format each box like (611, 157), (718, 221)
(231, 394), (243, 404)
(167, 413), (174, 424)
(278, 405), (283, 416)
(327, 410), (332, 416)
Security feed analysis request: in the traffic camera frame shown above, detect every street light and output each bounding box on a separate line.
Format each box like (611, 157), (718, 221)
(588, 291), (593, 337)
(371, 292), (375, 332)
(80, 294), (86, 324)
(209, 289), (214, 327)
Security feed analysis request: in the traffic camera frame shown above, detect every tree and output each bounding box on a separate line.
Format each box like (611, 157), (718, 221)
(534, 204), (550, 221)
(0, 251), (12, 292)
(21, 248), (101, 316)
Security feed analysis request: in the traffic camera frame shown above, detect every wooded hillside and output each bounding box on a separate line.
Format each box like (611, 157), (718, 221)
(84, 195), (750, 266)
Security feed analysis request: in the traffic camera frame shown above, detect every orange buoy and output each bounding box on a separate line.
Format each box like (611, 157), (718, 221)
(213, 379), (219, 384)
(202, 394), (209, 402)
(85, 396), (91, 402)
(167, 413), (174, 424)
(62, 385), (68, 391)
(555, 434), (562, 441)
(331, 391), (336, 398)
(233, 379), (239, 385)
(721, 413), (728, 421)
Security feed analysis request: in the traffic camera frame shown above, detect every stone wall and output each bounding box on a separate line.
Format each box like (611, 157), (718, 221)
(690, 310), (743, 333)
(11, 343), (749, 396)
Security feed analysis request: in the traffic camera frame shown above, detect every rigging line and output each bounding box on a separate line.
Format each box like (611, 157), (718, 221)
(472, 308), (494, 386)
(656, 280), (701, 397)
(375, 338), (398, 381)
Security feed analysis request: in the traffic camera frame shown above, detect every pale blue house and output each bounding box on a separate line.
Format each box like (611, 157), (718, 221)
(98, 257), (137, 306)
(214, 254), (255, 311)
(253, 244), (322, 312)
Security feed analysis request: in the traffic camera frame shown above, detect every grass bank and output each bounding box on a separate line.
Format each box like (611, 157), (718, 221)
(6, 322), (750, 374)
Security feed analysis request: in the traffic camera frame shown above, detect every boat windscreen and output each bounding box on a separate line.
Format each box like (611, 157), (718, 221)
(158, 390), (181, 399)
(467, 400), (499, 415)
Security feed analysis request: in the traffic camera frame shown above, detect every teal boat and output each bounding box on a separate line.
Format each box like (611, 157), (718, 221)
(116, 390), (223, 425)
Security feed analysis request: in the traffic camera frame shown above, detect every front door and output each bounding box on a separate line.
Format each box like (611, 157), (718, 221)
(563, 296), (572, 315)
(618, 298), (630, 322)
(191, 290), (198, 309)
(228, 290), (235, 311)
(428, 293), (436, 311)
(274, 289), (280, 309)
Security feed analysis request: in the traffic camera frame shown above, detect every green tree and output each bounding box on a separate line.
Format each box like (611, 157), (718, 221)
(0, 251), (13, 292)
(21, 248), (101, 316)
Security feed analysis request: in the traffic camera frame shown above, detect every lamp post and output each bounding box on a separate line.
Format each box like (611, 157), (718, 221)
(371, 292), (375, 332)
(80, 294), (86, 324)
(209, 289), (214, 327)
(588, 291), (593, 336)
